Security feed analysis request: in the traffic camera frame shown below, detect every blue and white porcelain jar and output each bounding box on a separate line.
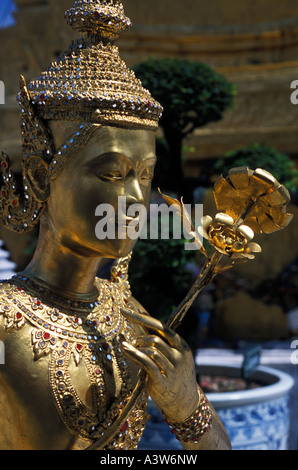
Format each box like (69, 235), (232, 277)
(139, 365), (294, 451)
(205, 365), (294, 450)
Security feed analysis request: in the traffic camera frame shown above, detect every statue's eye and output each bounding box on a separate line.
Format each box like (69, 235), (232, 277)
(140, 168), (154, 183)
(100, 171), (123, 182)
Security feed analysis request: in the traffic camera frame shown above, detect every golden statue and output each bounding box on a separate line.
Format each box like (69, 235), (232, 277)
(0, 0), (232, 451)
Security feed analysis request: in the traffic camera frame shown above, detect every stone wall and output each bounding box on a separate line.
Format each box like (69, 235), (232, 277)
(1, 0), (298, 168)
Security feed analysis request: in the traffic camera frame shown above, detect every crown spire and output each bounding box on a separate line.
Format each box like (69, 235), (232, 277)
(21, 0), (162, 130)
(65, 0), (132, 43)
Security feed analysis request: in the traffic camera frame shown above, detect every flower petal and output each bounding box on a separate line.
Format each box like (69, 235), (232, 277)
(227, 166), (253, 190)
(213, 167), (293, 235)
(213, 245), (229, 256)
(259, 183), (291, 207)
(238, 224), (254, 241)
(231, 252), (255, 260)
(214, 212), (234, 226)
(247, 242), (262, 253)
(200, 215), (213, 239)
(188, 231), (203, 250)
(158, 189), (195, 233)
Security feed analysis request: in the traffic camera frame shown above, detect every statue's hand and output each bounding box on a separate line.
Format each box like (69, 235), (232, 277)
(120, 308), (199, 423)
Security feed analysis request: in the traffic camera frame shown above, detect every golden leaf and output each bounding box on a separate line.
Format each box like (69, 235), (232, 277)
(158, 188), (208, 256)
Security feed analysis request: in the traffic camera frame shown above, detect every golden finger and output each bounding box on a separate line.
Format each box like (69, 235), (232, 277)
(121, 307), (183, 350)
(134, 335), (177, 365)
(139, 346), (174, 376)
(121, 341), (167, 381)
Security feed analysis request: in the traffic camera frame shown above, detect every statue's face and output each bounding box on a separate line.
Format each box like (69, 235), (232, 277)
(46, 125), (156, 259)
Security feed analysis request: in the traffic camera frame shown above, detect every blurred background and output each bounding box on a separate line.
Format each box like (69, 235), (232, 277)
(0, 0), (298, 449)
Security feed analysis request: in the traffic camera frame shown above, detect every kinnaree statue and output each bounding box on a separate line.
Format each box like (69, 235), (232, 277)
(0, 0), (233, 451)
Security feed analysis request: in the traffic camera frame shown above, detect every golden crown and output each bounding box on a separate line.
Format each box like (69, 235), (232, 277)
(23, 0), (163, 130)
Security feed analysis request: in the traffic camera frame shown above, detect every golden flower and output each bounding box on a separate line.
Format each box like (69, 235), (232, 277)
(201, 212), (262, 260)
(213, 167), (293, 234)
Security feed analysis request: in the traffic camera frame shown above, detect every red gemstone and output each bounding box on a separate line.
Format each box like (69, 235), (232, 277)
(1, 191), (5, 196)
(16, 313), (22, 319)
(76, 344), (83, 351)
(17, 287), (22, 291)
(13, 200), (17, 205)
(39, 94), (45, 100)
(43, 332), (50, 340)
(106, 316), (110, 322)
(2, 163), (5, 168)
(148, 101), (152, 107)
(120, 421), (128, 433)
(36, 300), (41, 306)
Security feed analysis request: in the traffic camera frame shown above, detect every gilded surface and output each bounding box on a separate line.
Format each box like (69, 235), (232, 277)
(0, 0), (232, 451)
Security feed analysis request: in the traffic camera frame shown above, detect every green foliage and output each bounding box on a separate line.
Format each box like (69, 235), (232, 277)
(128, 217), (196, 322)
(214, 143), (298, 192)
(134, 57), (235, 137)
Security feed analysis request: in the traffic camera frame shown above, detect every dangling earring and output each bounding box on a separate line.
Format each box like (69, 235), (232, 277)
(0, 75), (55, 233)
(111, 251), (132, 287)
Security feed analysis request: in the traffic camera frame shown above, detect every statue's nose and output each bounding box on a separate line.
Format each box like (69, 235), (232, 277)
(125, 177), (145, 206)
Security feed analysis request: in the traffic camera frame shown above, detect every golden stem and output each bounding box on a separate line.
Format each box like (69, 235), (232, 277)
(166, 251), (222, 330)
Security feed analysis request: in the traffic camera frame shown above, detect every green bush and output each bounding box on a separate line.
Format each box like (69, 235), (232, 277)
(134, 58), (235, 135)
(134, 58), (235, 195)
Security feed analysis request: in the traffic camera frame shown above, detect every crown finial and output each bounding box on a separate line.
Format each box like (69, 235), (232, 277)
(65, 0), (132, 42)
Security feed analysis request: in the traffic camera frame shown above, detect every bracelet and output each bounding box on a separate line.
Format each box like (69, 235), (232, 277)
(163, 396), (212, 444)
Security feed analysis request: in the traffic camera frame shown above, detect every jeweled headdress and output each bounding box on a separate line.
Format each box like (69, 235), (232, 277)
(0, 0), (163, 233)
